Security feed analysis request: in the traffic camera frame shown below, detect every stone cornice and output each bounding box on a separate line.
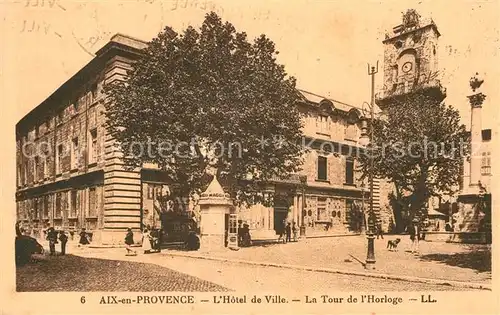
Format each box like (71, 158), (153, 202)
(382, 23), (440, 44)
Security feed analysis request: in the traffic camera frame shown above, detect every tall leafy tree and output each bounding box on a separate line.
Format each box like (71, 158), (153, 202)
(105, 12), (304, 207)
(359, 90), (470, 225)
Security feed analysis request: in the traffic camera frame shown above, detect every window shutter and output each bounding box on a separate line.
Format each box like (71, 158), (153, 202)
(345, 159), (354, 184)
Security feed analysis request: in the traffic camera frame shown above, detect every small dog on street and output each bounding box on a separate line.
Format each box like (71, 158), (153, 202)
(387, 238), (401, 251)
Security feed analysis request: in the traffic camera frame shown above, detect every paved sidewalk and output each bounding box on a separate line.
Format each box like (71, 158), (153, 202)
(164, 235), (491, 287)
(37, 234), (491, 290)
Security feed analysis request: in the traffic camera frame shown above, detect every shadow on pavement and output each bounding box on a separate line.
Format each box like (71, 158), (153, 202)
(417, 245), (491, 273)
(16, 254), (229, 292)
(250, 240), (288, 248)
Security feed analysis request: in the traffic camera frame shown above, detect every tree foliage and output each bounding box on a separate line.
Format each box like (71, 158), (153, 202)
(359, 90), (470, 221)
(105, 12), (304, 206)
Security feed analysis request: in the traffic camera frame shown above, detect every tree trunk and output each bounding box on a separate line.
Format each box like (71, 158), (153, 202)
(389, 184), (408, 233)
(389, 195), (406, 233)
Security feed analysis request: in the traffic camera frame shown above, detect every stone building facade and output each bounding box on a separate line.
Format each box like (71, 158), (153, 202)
(16, 33), (380, 244)
(15, 34), (151, 244)
(238, 90), (370, 238)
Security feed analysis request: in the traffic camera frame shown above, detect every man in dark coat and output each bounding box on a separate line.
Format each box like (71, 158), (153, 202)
(285, 222), (292, 243)
(407, 219), (421, 254)
(46, 227), (58, 255)
(59, 231), (68, 255)
(376, 222), (384, 239)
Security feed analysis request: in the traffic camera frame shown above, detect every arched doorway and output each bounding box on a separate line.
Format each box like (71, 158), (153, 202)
(273, 195), (292, 233)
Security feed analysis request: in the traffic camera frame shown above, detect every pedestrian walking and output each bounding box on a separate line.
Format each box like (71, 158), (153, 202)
(125, 228), (137, 256)
(408, 219), (420, 254)
(285, 222), (292, 243)
(237, 221), (244, 246)
(58, 230), (68, 255)
(292, 221), (298, 242)
(46, 227), (58, 255)
(376, 222), (384, 239)
(277, 220), (286, 244)
(185, 231), (200, 251)
(150, 228), (161, 252)
(142, 228), (152, 254)
(78, 228), (90, 246)
(241, 223), (252, 247)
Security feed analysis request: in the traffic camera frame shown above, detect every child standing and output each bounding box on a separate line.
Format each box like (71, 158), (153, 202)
(125, 228), (137, 256)
(142, 228), (152, 254)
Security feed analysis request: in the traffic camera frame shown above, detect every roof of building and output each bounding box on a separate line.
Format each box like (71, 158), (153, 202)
(297, 89), (381, 116)
(203, 176), (225, 195)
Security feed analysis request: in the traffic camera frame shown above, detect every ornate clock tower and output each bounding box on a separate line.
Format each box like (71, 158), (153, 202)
(377, 9), (446, 108)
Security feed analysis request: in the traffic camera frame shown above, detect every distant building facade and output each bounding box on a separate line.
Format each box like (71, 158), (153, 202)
(16, 34), (382, 244)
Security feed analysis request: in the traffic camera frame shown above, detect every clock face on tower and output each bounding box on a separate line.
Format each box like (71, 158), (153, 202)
(402, 61), (413, 73)
(401, 61), (413, 73)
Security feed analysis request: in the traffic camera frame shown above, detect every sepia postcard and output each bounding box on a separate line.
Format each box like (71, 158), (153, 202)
(1, 0), (498, 314)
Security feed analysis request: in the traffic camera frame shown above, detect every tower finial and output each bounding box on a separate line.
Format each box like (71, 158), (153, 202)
(402, 9), (421, 31)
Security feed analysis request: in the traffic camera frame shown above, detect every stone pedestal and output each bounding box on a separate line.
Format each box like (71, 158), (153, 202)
(456, 194), (484, 232)
(198, 176), (233, 252)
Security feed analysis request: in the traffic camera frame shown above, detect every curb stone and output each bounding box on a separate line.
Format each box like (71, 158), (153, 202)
(88, 245), (141, 248)
(163, 251), (491, 291)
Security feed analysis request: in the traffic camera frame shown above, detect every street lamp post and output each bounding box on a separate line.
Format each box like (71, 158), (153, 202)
(364, 62), (378, 270)
(299, 175), (307, 238)
(360, 182), (366, 234)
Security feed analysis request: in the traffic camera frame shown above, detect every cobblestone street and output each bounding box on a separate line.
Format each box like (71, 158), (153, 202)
(16, 252), (228, 292)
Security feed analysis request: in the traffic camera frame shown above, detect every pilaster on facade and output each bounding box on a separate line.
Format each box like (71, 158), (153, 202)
(101, 129), (142, 244)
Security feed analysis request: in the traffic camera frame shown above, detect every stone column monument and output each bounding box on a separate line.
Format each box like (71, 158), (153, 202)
(456, 73), (487, 233)
(198, 176), (233, 252)
(467, 73), (486, 194)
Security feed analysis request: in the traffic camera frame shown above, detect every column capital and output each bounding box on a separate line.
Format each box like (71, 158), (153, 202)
(468, 92), (486, 108)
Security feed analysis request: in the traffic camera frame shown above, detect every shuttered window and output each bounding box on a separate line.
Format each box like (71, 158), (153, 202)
(70, 190), (78, 217)
(317, 156), (327, 181)
(88, 188), (97, 217)
(55, 193), (62, 218)
(345, 158), (354, 184)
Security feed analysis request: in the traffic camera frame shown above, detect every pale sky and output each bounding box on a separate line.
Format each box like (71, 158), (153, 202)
(2, 0), (499, 130)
